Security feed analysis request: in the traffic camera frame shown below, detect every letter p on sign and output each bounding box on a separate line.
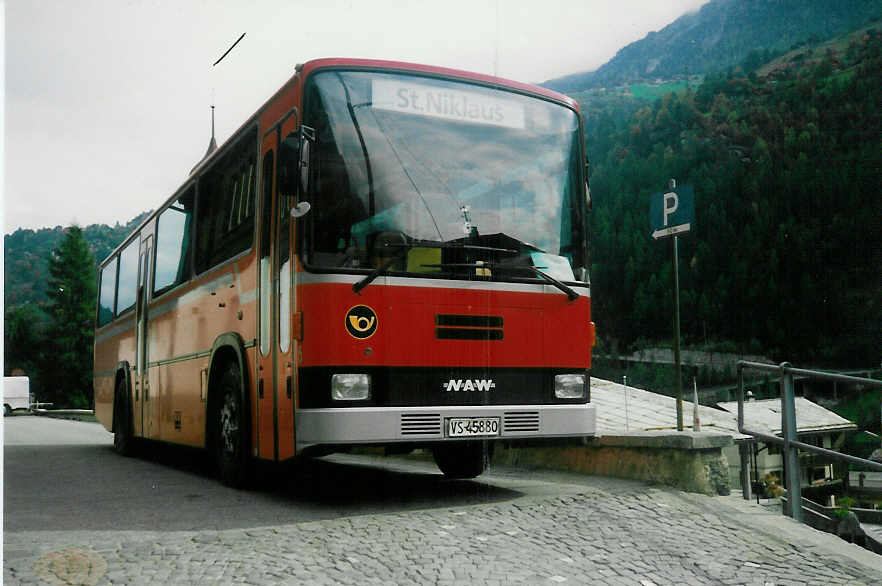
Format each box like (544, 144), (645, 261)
(663, 192), (679, 227)
(650, 185), (693, 240)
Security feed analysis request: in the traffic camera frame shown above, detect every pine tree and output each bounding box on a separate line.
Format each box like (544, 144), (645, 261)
(44, 226), (97, 408)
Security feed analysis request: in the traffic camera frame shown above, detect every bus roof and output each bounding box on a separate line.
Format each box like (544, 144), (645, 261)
(188, 57), (581, 181)
(296, 57), (581, 111)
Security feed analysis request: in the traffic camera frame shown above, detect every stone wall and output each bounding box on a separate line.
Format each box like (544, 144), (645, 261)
(493, 431), (733, 496)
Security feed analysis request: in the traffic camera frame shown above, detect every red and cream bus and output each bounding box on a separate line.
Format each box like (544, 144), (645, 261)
(93, 58), (596, 486)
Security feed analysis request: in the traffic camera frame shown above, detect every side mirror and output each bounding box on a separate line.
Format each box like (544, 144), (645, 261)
(278, 135), (299, 195)
(299, 125), (315, 195)
(291, 201), (311, 218)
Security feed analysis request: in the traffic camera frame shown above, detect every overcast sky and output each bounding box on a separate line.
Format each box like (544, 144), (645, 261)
(4, 0), (707, 233)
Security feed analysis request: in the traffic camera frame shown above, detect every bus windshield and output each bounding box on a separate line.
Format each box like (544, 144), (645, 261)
(303, 70), (587, 282)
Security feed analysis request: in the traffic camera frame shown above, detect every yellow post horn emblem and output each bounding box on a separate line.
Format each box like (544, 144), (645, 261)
(345, 305), (378, 339)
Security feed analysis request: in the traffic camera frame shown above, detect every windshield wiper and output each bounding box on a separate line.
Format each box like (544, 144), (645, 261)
(421, 263), (580, 301)
(351, 240), (416, 294)
(353, 240), (509, 294)
(352, 240), (535, 295)
(353, 255), (401, 294)
(527, 266), (580, 301)
(384, 241), (518, 254)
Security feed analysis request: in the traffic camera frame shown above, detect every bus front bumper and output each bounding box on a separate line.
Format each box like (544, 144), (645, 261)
(294, 403), (596, 452)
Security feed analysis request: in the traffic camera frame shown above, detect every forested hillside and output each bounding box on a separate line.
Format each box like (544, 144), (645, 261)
(582, 27), (881, 366)
(4, 213), (150, 404)
(544, 0), (881, 93)
(4, 212), (150, 310)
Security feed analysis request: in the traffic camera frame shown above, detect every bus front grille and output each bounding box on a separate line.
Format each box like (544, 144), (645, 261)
(400, 413), (442, 436)
(504, 411), (540, 433)
(435, 314), (503, 341)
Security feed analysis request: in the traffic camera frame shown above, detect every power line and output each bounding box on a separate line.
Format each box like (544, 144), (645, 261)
(213, 32), (246, 67)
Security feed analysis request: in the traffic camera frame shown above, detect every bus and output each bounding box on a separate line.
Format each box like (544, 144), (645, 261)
(93, 58), (596, 487)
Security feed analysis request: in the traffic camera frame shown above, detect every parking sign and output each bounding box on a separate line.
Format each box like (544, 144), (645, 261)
(650, 186), (694, 240)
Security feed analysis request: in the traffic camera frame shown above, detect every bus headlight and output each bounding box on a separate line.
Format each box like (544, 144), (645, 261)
(331, 374), (371, 401)
(554, 374), (586, 399)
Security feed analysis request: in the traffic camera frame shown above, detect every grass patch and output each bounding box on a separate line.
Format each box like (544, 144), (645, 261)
(35, 410), (98, 423)
(627, 80), (690, 100)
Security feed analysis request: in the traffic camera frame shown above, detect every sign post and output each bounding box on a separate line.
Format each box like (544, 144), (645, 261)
(650, 180), (694, 431)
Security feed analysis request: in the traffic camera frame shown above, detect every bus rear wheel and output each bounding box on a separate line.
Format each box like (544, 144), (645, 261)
(214, 362), (249, 488)
(432, 441), (493, 479)
(112, 380), (134, 456)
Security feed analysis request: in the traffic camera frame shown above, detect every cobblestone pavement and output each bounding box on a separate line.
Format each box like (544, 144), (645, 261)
(5, 460), (881, 585)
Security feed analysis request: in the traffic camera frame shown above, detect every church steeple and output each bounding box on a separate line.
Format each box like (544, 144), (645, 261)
(204, 104), (218, 157)
(190, 104), (217, 175)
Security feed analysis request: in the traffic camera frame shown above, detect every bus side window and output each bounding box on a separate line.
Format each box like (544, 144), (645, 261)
(242, 163), (253, 219)
(116, 239), (140, 315)
(194, 128), (257, 274)
(227, 177), (241, 231)
(97, 257), (118, 326)
(154, 187), (195, 295)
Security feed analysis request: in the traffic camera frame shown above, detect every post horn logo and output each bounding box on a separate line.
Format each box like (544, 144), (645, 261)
(345, 305), (378, 339)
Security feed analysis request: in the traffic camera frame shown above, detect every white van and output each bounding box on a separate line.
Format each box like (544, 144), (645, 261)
(3, 377), (32, 415)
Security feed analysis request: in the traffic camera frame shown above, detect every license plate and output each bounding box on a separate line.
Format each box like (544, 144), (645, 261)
(446, 417), (500, 438)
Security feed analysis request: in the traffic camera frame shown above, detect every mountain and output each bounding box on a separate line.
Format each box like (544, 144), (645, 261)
(4, 212), (150, 311)
(543, 0), (881, 93)
(582, 24), (881, 366)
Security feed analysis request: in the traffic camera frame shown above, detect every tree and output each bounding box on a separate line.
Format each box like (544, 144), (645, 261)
(5, 302), (47, 358)
(44, 226), (97, 408)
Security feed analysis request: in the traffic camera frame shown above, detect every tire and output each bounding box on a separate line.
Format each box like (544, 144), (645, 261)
(215, 362), (250, 488)
(432, 441), (493, 479)
(4, 404), (11, 416)
(113, 380), (135, 456)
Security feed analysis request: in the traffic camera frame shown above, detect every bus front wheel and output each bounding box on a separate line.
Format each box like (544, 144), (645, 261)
(432, 441), (493, 479)
(214, 362), (249, 488)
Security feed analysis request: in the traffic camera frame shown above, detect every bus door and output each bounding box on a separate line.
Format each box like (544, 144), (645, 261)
(135, 228), (157, 438)
(275, 119), (300, 461)
(256, 130), (278, 460)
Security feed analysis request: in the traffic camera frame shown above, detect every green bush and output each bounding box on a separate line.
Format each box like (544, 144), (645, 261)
(830, 495), (857, 519)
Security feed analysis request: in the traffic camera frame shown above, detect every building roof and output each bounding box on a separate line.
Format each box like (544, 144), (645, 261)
(591, 377), (749, 439)
(717, 397), (857, 436)
(591, 378), (855, 442)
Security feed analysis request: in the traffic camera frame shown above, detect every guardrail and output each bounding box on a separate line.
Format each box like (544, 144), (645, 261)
(736, 361), (882, 523)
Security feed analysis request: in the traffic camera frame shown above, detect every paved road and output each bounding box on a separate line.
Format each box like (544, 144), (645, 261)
(4, 416), (113, 446)
(4, 416), (882, 585)
(4, 416), (539, 533)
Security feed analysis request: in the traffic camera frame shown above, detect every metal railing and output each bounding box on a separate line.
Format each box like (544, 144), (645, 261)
(737, 361), (882, 522)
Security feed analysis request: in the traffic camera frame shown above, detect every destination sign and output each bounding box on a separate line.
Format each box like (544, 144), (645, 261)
(372, 79), (525, 129)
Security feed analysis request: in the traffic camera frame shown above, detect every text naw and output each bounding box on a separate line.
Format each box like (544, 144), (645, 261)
(442, 379), (496, 392)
